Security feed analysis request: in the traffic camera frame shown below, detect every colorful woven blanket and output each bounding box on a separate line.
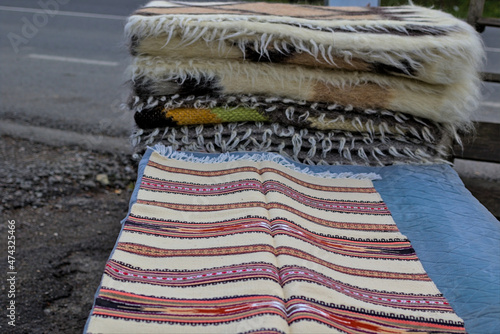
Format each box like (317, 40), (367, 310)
(125, 1), (483, 165)
(131, 92), (446, 138)
(85, 146), (466, 333)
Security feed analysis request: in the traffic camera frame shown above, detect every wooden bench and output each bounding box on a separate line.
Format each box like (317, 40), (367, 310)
(452, 0), (500, 164)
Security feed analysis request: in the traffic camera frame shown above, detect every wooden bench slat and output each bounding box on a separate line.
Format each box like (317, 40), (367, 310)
(481, 72), (500, 83)
(477, 17), (500, 29)
(452, 122), (500, 163)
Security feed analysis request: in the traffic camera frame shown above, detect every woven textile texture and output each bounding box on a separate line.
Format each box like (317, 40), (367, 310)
(132, 122), (450, 166)
(125, 1), (483, 165)
(131, 93), (445, 136)
(85, 148), (465, 333)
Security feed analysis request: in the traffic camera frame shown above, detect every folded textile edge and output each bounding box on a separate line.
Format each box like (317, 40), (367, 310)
(151, 143), (382, 180)
(131, 122), (451, 166)
(127, 56), (481, 127)
(125, 2), (484, 87)
(129, 93), (449, 144)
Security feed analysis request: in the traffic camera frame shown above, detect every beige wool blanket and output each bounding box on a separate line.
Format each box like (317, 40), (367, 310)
(126, 1), (483, 86)
(129, 56), (480, 126)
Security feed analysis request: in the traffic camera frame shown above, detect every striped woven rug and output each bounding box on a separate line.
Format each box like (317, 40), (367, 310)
(85, 149), (465, 333)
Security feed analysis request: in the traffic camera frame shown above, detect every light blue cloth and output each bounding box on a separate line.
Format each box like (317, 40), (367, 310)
(126, 148), (500, 334)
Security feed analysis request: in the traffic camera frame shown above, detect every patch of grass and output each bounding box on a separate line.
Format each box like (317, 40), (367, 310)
(379, 1), (499, 19)
(381, 0), (468, 18)
(262, 0), (325, 4)
(255, 0), (500, 19)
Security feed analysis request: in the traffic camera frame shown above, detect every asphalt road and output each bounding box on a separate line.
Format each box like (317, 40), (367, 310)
(0, 1), (499, 150)
(480, 26), (500, 123)
(0, 0), (145, 151)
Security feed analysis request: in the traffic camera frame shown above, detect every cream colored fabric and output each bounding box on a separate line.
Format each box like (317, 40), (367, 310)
(86, 150), (465, 333)
(129, 56), (479, 126)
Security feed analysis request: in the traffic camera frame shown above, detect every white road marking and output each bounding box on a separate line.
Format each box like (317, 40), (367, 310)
(485, 47), (500, 53)
(28, 54), (119, 66)
(480, 101), (500, 108)
(0, 5), (126, 20)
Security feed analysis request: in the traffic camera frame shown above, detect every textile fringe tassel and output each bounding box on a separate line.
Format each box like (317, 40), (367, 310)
(129, 93), (454, 146)
(126, 56), (482, 127)
(125, 10), (484, 83)
(153, 144), (382, 180)
(131, 123), (451, 166)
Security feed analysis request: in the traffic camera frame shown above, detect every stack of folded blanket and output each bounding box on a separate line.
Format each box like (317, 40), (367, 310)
(125, 1), (483, 165)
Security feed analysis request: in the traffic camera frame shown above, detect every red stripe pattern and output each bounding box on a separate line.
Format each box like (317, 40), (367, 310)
(86, 152), (465, 333)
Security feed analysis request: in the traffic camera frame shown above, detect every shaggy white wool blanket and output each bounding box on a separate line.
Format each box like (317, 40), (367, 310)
(128, 56), (480, 127)
(125, 1), (484, 87)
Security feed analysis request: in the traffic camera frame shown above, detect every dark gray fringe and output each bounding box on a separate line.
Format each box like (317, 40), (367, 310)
(129, 93), (452, 145)
(131, 122), (450, 166)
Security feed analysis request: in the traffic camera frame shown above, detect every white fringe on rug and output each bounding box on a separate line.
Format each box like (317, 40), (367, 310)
(152, 144), (382, 180)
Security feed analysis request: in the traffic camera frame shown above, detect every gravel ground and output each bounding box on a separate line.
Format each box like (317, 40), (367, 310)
(0, 134), (498, 334)
(0, 135), (137, 334)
